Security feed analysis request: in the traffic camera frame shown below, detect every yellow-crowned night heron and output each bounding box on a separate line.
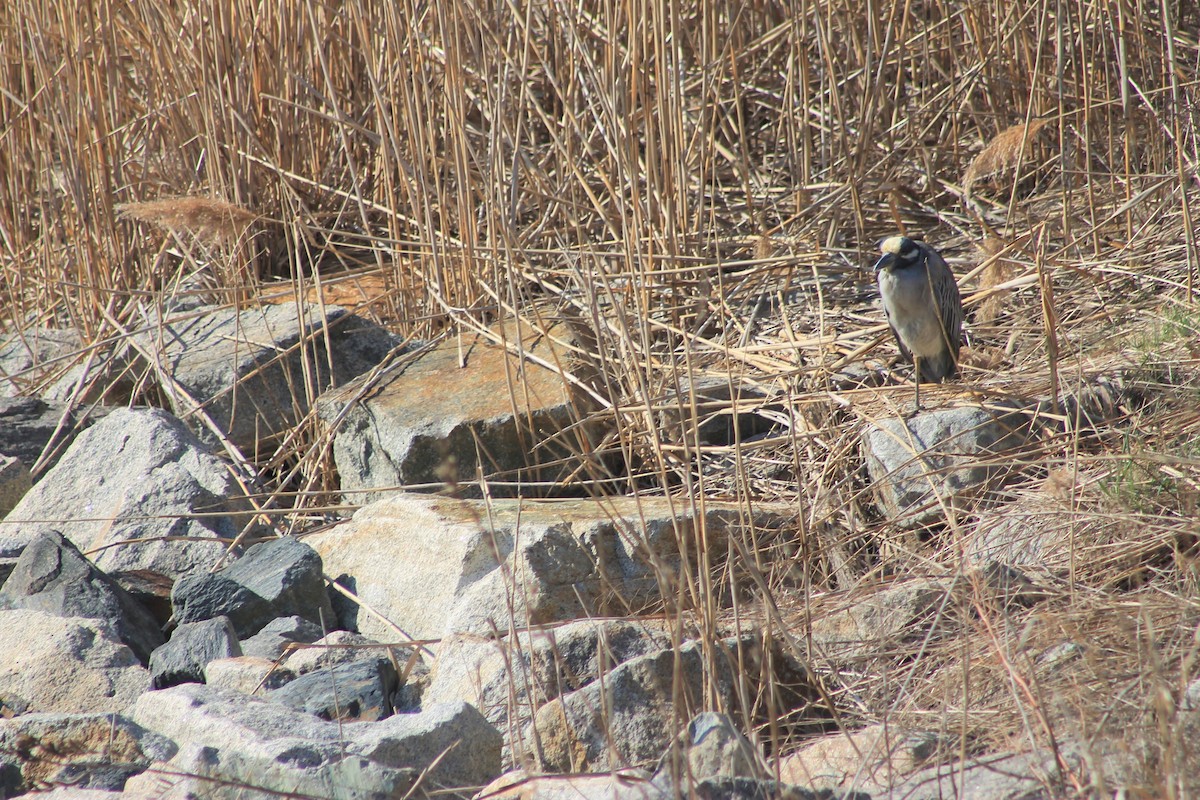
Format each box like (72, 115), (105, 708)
(874, 236), (963, 412)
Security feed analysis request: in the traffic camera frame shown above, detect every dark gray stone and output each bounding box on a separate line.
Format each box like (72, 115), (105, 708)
(140, 304), (398, 452)
(0, 396), (76, 475)
(240, 615), (325, 660)
(221, 537), (334, 629)
(267, 657), (398, 722)
(0, 407), (254, 578)
(171, 537), (333, 638)
(0, 530), (165, 664)
(171, 573), (273, 638)
(150, 616), (241, 689)
(0, 454), (31, 518)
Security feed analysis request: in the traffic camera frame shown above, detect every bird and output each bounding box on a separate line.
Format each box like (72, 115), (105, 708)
(873, 236), (963, 412)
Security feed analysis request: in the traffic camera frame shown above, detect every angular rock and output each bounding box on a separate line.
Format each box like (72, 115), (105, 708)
(0, 712), (175, 794)
(0, 609), (151, 713)
(0, 530), (165, 664)
(150, 616), (241, 689)
(130, 684), (499, 798)
(282, 630), (391, 675)
(0, 327), (80, 398)
(862, 404), (1036, 528)
(172, 536), (334, 638)
(126, 743), (417, 800)
(204, 656), (296, 694)
(654, 713), (768, 786)
(268, 657), (398, 721)
(317, 318), (602, 502)
(670, 776), (867, 800)
(0, 407), (252, 577)
(530, 639), (738, 773)
(240, 615), (325, 660)
(141, 303), (397, 453)
(0, 454), (31, 519)
(309, 492), (793, 643)
(475, 770), (662, 800)
(350, 701), (503, 793)
(0, 396), (77, 475)
(426, 619), (674, 762)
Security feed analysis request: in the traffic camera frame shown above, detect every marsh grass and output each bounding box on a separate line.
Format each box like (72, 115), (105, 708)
(2, 0), (1199, 793)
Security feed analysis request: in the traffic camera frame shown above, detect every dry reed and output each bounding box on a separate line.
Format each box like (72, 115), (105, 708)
(0, 0), (1198, 792)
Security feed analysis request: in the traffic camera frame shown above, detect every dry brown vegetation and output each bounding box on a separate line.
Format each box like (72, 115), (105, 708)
(2, 0), (1199, 796)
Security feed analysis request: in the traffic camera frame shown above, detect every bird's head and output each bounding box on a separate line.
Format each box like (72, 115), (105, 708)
(873, 235), (921, 273)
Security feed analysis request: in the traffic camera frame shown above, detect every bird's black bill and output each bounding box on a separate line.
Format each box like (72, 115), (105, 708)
(873, 253), (895, 273)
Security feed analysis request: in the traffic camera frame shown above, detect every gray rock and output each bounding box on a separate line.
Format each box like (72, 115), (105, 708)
(268, 657), (398, 721)
(0, 530), (165, 664)
(885, 750), (1066, 799)
(141, 303), (397, 452)
(317, 318), (601, 502)
(282, 630), (388, 675)
(150, 616), (241, 689)
(0, 454), (31, 518)
(0, 327), (80, 397)
(0, 712), (175, 794)
(240, 615), (325, 660)
(0, 396), (77, 475)
(0, 407), (253, 577)
(172, 536), (334, 638)
(654, 713), (768, 786)
(530, 639), (738, 772)
(130, 684), (499, 798)
(807, 578), (951, 664)
(349, 701), (502, 793)
(204, 656), (296, 694)
(473, 770), (663, 800)
(674, 777), (868, 800)
(426, 620), (674, 763)
(0, 608), (151, 713)
(863, 404), (1036, 528)
(170, 573), (272, 637)
(280, 632), (430, 711)
(309, 493), (793, 644)
(125, 743), (417, 800)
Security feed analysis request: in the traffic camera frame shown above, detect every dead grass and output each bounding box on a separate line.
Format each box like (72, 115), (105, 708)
(2, 0), (1199, 792)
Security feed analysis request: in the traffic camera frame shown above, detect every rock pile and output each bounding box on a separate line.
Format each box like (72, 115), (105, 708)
(0, 312), (1147, 799)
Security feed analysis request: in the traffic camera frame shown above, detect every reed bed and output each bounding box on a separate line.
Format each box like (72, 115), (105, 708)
(2, 0), (1198, 793)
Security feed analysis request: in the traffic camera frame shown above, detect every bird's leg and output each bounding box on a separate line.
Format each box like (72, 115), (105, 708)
(912, 355), (922, 413)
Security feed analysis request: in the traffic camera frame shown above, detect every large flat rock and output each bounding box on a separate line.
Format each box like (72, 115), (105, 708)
(317, 318), (603, 501)
(307, 493), (794, 645)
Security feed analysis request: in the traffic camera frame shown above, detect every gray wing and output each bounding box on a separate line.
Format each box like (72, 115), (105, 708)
(928, 247), (963, 363)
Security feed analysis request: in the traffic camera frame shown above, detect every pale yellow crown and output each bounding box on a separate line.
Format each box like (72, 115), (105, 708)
(880, 235), (910, 255)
